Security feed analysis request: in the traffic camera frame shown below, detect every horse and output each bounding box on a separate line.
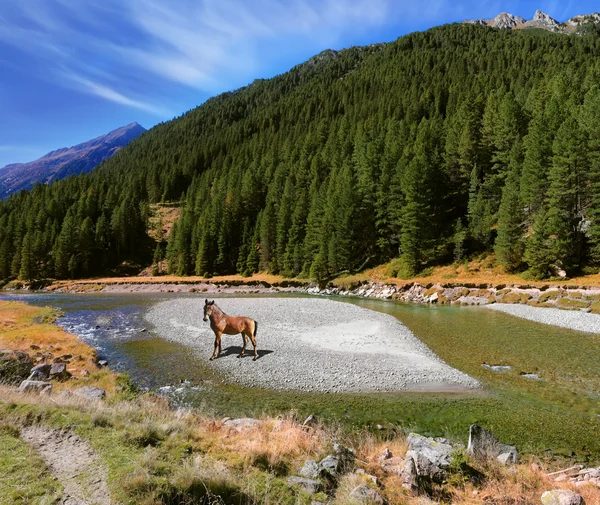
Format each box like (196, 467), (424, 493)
(203, 299), (258, 361)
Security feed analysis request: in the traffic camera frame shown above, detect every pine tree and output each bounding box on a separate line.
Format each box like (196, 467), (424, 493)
(19, 232), (35, 281)
(495, 167), (525, 272)
(545, 114), (587, 273)
(524, 208), (553, 279)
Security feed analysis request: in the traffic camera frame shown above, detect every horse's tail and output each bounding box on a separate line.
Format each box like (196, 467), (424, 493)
(253, 319), (258, 339)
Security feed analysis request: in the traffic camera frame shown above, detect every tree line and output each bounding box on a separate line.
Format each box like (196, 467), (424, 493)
(2, 23), (600, 283)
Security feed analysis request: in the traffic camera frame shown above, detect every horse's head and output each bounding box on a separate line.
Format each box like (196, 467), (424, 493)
(203, 299), (215, 321)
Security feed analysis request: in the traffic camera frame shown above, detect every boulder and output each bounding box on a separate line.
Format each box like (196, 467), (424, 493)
(467, 424), (519, 464)
(49, 363), (70, 381)
(319, 455), (340, 476)
(541, 490), (585, 505)
(405, 433), (456, 480)
(18, 380), (51, 393)
(350, 485), (384, 504)
(0, 349), (33, 384)
(27, 364), (52, 381)
(73, 386), (106, 401)
(286, 476), (321, 494)
(300, 459), (320, 479)
(334, 442), (356, 471)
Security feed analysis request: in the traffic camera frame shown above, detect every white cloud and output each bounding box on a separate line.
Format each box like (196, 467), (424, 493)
(65, 73), (171, 116)
(0, 0), (395, 113)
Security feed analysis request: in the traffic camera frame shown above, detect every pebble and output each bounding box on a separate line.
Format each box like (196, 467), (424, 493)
(145, 298), (479, 393)
(487, 304), (600, 334)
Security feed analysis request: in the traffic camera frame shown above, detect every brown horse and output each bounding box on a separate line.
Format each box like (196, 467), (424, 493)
(203, 300), (258, 361)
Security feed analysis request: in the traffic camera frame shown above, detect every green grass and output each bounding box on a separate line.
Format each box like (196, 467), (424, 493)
(0, 424), (62, 504)
(136, 298), (600, 462)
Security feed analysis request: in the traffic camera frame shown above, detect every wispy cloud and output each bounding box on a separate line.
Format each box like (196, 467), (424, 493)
(65, 73), (171, 116)
(0, 0), (393, 116)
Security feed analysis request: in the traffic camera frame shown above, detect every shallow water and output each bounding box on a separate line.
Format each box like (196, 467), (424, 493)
(2, 291), (599, 457)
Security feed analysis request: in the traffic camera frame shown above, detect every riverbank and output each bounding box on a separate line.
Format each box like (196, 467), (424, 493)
(25, 275), (600, 315)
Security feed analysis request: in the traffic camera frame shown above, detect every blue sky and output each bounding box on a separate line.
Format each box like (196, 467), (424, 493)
(0, 0), (597, 167)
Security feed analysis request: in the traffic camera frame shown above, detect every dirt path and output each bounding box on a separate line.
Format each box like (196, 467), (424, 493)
(20, 425), (111, 505)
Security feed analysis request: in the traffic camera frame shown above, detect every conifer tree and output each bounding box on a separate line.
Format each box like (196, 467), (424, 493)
(495, 166), (525, 272)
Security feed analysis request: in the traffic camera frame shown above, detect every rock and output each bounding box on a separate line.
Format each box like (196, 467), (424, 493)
(402, 455), (418, 490)
(300, 459), (320, 479)
(223, 418), (263, 430)
(377, 448), (392, 462)
(497, 452), (515, 465)
(302, 414), (317, 427)
(72, 386), (106, 401)
(467, 424), (518, 464)
(350, 484), (384, 504)
(381, 456), (404, 476)
(405, 433), (456, 479)
(18, 380), (52, 393)
(541, 490), (585, 505)
(59, 391), (72, 398)
(98, 360), (108, 367)
(49, 363), (70, 381)
(319, 455), (340, 475)
(40, 384), (53, 396)
(286, 476), (321, 494)
(334, 442), (356, 470)
(0, 349), (33, 384)
(27, 363), (52, 381)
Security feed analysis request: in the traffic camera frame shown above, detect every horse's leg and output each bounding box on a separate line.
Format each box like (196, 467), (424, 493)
(210, 331), (222, 361)
(239, 333), (248, 358)
(249, 331), (258, 361)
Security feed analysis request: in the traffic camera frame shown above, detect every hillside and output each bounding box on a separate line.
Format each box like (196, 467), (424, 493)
(0, 122), (146, 197)
(2, 23), (600, 283)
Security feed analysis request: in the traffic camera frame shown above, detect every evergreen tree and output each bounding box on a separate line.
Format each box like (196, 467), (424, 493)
(495, 167), (525, 271)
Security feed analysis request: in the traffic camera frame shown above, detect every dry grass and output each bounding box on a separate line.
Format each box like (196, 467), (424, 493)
(0, 301), (117, 394)
(147, 203), (181, 242)
(334, 255), (600, 289)
(47, 272), (299, 290)
(2, 384), (600, 505)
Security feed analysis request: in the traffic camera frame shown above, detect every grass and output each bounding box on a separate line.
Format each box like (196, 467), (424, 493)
(1, 302), (600, 504)
(0, 423), (62, 504)
(0, 301), (117, 394)
(2, 388), (600, 505)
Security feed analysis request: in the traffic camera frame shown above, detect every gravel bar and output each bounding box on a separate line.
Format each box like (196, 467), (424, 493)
(145, 297), (479, 393)
(486, 303), (600, 334)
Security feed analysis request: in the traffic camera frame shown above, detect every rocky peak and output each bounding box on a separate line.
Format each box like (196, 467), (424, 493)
(464, 9), (600, 34)
(490, 12), (526, 29)
(533, 9), (558, 25)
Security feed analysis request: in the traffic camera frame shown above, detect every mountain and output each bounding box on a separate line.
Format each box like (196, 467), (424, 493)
(2, 23), (600, 283)
(464, 9), (600, 33)
(0, 122), (146, 197)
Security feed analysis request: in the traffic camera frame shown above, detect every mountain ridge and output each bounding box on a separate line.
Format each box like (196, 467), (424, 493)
(0, 122), (146, 197)
(464, 9), (600, 33)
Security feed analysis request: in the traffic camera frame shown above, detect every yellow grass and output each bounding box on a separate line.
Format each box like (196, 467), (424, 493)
(47, 272), (294, 290)
(0, 301), (117, 394)
(336, 255), (600, 289)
